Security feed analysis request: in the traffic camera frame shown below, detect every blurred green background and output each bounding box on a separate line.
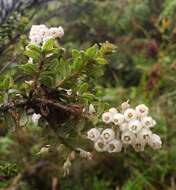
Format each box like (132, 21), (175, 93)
(0, 0), (176, 189)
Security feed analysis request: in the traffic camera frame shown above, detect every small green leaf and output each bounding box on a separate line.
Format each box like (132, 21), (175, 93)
(1, 76), (13, 90)
(27, 44), (42, 53)
(79, 83), (89, 94)
(82, 92), (95, 101)
(24, 49), (40, 60)
(72, 49), (80, 58)
(42, 38), (54, 51)
(85, 44), (98, 58)
(95, 57), (107, 65)
(20, 63), (37, 75)
(39, 71), (55, 87)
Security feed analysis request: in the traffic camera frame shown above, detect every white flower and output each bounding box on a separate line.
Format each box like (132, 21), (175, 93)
(57, 26), (64, 38)
(32, 113), (41, 125)
(135, 104), (149, 118)
(142, 116), (156, 128)
(124, 108), (136, 121)
(107, 139), (122, 153)
(66, 89), (72, 96)
(101, 128), (115, 142)
(28, 58), (33, 64)
(112, 113), (124, 125)
(121, 100), (130, 112)
(77, 148), (92, 160)
(148, 134), (162, 149)
(94, 138), (107, 152)
(29, 25), (47, 38)
(128, 120), (142, 133)
(89, 104), (96, 113)
(30, 35), (42, 45)
(63, 158), (71, 176)
(43, 36), (54, 42)
(119, 122), (128, 131)
(121, 130), (135, 144)
(102, 112), (112, 124)
(132, 137), (145, 152)
(37, 145), (50, 155)
(25, 80), (34, 85)
(49, 26), (64, 38)
(87, 128), (100, 142)
(39, 28), (49, 38)
(137, 128), (152, 143)
(109, 107), (118, 115)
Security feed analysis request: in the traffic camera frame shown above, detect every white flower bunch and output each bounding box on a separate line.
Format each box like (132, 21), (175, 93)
(29, 24), (64, 45)
(87, 102), (162, 153)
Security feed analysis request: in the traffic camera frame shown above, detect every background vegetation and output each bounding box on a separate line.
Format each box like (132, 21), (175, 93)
(0, 0), (176, 189)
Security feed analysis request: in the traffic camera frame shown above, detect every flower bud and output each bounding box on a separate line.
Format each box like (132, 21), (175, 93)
(148, 134), (162, 149)
(121, 100), (130, 112)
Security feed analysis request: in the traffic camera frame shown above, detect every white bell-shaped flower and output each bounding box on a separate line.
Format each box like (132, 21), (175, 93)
(124, 108), (137, 121)
(121, 130), (135, 145)
(137, 128), (152, 143)
(30, 35), (42, 45)
(87, 128), (100, 142)
(32, 113), (41, 125)
(109, 107), (118, 115)
(101, 128), (115, 142)
(148, 134), (162, 149)
(119, 122), (128, 131)
(107, 139), (122, 153)
(128, 120), (142, 133)
(121, 101), (130, 112)
(49, 26), (64, 38)
(94, 138), (107, 152)
(142, 116), (156, 128)
(39, 28), (49, 38)
(132, 137), (146, 152)
(112, 113), (124, 125)
(102, 112), (112, 124)
(135, 104), (149, 118)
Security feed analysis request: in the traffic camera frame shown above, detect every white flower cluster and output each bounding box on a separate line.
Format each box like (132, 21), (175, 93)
(29, 24), (64, 45)
(87, 102), (162, 153)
